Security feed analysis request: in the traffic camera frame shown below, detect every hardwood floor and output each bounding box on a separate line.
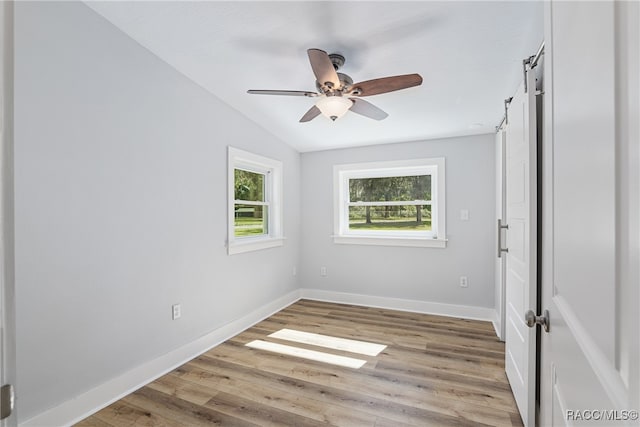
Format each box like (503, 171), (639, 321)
(76, 300), (523, 426)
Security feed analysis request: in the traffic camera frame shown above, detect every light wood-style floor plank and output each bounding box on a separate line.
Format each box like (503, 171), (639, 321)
(76, 300), (523, 427)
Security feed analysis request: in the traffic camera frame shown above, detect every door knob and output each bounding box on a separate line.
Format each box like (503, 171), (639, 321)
(525, 309), (550, 332)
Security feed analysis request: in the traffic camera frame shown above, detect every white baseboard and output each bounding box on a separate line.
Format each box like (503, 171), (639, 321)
(21, 288), (498, 426)
(20, 289), (302, 427)
(299, 288), (497, 323)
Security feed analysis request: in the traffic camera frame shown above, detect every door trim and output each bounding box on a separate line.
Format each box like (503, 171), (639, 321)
(553, 295), (628, 407)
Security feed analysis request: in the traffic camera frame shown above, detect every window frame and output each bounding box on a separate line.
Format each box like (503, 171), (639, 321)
(228, 147), (283, 255)
(333, 158), (447, 248)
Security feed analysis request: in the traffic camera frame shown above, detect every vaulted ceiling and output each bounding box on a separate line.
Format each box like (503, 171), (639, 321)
(87, 1), (543, 152)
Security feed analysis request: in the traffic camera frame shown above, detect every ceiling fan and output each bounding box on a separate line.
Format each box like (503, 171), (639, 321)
(247, 48), (423, 122)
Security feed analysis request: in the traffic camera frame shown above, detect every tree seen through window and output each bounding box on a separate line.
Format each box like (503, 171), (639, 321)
(348, 175), (432, 231)
(234, 169), (268, 237)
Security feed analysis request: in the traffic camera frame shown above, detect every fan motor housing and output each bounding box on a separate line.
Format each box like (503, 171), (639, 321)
(315, 53), (351, 93)
(316, 72), (353, 93)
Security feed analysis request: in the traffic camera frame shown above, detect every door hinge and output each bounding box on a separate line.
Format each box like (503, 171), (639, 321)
(1, 384), (15, 420)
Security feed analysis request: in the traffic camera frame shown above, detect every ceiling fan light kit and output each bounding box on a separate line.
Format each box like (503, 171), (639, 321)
(247, 48), (422, 123)
(315, 95), (353, 121)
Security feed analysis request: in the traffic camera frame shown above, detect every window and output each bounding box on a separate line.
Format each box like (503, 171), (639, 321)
(228, 147), (283, 254)
(334, 158), (446, 248)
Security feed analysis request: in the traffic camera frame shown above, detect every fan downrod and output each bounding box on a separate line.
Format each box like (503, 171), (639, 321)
(328, 53), (345, 71)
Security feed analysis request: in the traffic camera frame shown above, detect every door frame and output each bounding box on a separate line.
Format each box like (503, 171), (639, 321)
(1, 1), (16, 425)
(495, 129), (506, 342)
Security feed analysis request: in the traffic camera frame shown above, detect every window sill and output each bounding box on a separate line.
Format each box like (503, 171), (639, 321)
(228, 237), (284, 255)
(333, 235), (447, 248)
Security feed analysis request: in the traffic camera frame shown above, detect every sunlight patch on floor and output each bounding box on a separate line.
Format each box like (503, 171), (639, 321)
(268, 328), (387, 356)
(245, 340), (367, 368)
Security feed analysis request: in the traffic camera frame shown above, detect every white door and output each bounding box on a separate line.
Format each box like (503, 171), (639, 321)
(539, 1), (639, 425)
(504, 67), (537, 427)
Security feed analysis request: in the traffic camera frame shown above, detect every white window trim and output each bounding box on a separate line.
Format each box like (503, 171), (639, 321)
(228, 147), (283, 255)
(333, 158), (447, 248)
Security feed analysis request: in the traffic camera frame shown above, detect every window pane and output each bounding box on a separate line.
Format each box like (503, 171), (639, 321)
(234, 169), (265, 202)
(234, 204), (268, 237)
(348, 205), (432, 231)
(349, 176), (431, 202)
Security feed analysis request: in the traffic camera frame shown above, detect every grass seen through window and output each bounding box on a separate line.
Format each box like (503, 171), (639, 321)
(234, 210), (267, 236)
(349, 205), (432, 231)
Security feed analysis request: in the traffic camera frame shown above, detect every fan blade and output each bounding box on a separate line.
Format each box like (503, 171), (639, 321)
(299, 105), (321, 122)
(349, 98), (389, 121)
(349, 74), (423, 97)
(307, 49), (341, 90)
(247, 90), (318, 97)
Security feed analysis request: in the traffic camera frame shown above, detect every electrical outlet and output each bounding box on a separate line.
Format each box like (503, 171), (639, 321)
(292, 266), (297, 276)
(459, 276), (468, 288)
(172, 304), (181, 320)
(320, 266), (327, 277)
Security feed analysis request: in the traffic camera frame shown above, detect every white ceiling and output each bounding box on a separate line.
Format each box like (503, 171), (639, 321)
(86, 1), (543, 152)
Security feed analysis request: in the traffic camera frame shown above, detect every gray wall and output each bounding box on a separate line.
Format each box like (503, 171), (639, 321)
(14, 2), (300, 421)
(300, 135), (496, 308)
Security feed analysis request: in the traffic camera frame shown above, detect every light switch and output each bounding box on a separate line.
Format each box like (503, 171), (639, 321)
(460, 209), (470, 221)
(172, 304), (181, 320)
